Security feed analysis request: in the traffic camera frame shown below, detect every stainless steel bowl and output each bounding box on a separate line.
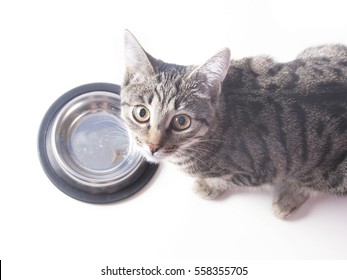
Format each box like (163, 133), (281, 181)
(38, 83), (158, 203)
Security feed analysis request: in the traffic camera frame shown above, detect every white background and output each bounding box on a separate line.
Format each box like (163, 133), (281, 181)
(1, 0), (347, 279)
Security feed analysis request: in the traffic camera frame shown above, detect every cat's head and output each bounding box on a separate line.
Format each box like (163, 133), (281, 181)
(120, 31), (230, 163)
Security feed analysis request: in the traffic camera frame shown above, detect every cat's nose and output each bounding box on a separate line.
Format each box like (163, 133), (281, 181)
(148, 143), (161, 155)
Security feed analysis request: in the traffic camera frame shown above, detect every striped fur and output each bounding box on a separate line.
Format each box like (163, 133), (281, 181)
(121, 31), (347, 218)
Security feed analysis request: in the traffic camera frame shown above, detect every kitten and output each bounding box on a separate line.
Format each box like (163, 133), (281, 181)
(120, 30), (347, 219)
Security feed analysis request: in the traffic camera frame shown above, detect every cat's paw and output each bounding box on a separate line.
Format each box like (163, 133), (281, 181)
(272, 191), (309, 219)
(271, 202), (294, 219)
(193, 179), (224, 200)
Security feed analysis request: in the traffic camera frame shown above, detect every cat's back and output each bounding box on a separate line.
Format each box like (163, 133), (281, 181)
(296, 44), (347, 62)
(218, 45), (347, 181)
(224, 44), (347, 94)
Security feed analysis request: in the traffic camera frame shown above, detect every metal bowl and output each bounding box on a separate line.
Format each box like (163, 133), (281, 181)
(38, 83), (158, 203)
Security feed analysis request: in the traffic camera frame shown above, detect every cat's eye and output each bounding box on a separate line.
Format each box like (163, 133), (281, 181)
(171, 114), (191, 131)
(133, 105), (150, 123)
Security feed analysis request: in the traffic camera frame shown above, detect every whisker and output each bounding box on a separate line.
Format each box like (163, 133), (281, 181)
(177, 150), (211, 169)
(99, 130), (129, 142)
(178, 145), (223, 170)
(92, 119), (128, 131)
(193, 137), (231, 145)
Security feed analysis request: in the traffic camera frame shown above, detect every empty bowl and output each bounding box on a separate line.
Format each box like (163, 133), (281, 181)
(38, 83), (158, 203)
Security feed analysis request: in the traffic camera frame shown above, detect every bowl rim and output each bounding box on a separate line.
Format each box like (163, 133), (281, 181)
(38, 82), (158, 203)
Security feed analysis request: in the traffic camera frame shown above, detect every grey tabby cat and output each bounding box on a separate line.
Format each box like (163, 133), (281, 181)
(121, 30), (347, 219)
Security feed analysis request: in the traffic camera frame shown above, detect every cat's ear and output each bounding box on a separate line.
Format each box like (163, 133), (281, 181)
(124, 30), (155, 83)
(187, 48), (230, 93)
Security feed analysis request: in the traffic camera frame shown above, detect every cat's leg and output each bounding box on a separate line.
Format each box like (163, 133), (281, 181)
(193, 177), (228, 200)
(272, 182), (310, 219)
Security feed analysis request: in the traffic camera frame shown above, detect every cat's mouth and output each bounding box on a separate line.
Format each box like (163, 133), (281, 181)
(133, 137), (178, 163)
(136, 146), (173, 163)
